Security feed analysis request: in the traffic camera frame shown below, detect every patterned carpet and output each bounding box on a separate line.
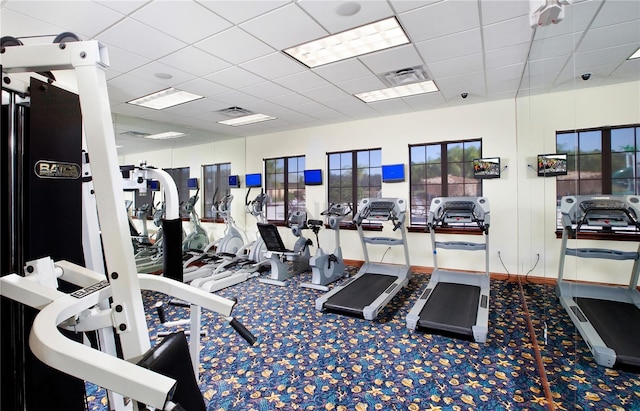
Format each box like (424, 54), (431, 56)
(85, 268), (640, 411)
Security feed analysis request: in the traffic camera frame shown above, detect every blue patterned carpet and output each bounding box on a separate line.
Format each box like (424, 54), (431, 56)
(85, 268), (640, 410)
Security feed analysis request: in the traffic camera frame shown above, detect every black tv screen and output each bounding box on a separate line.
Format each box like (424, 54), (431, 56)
(187, 177), (199, 189)
(304, 169), (322, 185)
(473, 157), (501, 179)
(228, 175), (240, 188)
(538, 153), (567, 177)
(245, 173), (262, 188)
(382, 164), (405, 183)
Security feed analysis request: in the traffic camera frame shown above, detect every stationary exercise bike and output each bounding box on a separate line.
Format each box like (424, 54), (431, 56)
(303, 203), (351, 291)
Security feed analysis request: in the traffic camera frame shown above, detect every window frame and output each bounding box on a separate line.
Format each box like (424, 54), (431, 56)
(555, 124), (640, 239)
(202, 162), (231, 221)
(327, 148), (382, 216)
(408, 139), (483, 230)
(264, 155), (305, 224)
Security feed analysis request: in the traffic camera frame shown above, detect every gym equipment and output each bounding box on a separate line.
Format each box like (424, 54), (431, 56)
(182, 179), (210, 252)
(0, 37), (257, 410)
(406, 197), (491, 343)
(303, 203), (351, 291)
(183, 193), (245, 283)
(189, 190), (270, 292)
(557, 195), (640, 370)
(258, 211), (313, 286)
(315, 197), (411, 320)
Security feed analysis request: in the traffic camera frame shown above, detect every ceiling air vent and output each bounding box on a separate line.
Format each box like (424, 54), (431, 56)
(378, 66), (429, 87)
(216, 106), (254, 118)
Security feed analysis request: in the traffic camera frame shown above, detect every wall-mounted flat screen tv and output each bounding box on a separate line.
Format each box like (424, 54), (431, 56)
(382, 163), (405, 183)
(304, 169), (322, 185)
(537, 153), (568, 177)
(245, 173), (262, 188)
(228, 175), (240, 188)
(187, 177), (199, 189)
(473, 157), (501, 179)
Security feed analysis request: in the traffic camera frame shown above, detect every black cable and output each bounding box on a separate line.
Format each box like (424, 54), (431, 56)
(497, 251), (510, 282)
(525, 253), (540, 284)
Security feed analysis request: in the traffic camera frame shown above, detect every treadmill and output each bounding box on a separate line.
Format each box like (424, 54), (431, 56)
(315, 197), (411, 320)
(557, 195), (640, 370)
(406, 197), (490, 343)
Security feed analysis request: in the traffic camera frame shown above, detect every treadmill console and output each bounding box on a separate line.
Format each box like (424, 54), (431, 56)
(428, 197), (490, 230)
(355, 198), (406, 224)
(560, 195), (640, 230)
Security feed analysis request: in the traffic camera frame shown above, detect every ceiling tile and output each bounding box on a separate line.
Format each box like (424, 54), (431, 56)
(435, 71), (487, 99)
(426, 53), (484, 79)
(240, 52), (307, 80)
(159, 46), (232, 77)
(312, 59), (373, 83)
(398, 1), (480, 43)
(240, 81), (291, 100)
(97, 1), (149, 15)
(359, 44), (424, 74)
(268, 92), (314, 107)
(481, 0), (530, 25)
(485, 42), (531, 69)
(389, 0), (441, 15)
(574, 44), (640, 70)
(369, 98), (412, 116)
(0, 9), (66, 40)
(415, 29), (482, 64)
(403, 91), (448, 111)
(336, 76), (386, 94)
(529, 33), (579, 61)
(174, 78), (232, 98)
(298, 84), (351, 102)
(205, 67), (266, 89)
(240, 3), (328, 49)
(482, 15), (533, 51)
(130, 1), (232, 44)
(128, 62), (197, 87)
(273, 71), (332, 91)
(486, 63), (525, 83)
(102, 44), (151, 74)
(3, 1), (124, 38)
(212, 90), (261, 108)
(297, 0), (394, 33)
(577, 20), (640, 53)
(98, 18), (187, 60)
(591, 0), (640, 28)
(533, 0), (603, 40)
(195, 27), (274, 65)
(108, 73), (168, 97)
(197, 0), (290, 24)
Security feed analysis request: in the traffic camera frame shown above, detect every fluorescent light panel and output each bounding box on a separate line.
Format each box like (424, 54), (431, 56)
(128, 87), (203, 110)
(629, 47), (640, 60)
(144, 131), (188, 140)
(354, 80), (439, 103)
(218, 113), (276, 126)
(284, 17), (410, 68)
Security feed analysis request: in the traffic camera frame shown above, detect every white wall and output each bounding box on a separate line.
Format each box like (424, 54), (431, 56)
(121, 80), (640, 285)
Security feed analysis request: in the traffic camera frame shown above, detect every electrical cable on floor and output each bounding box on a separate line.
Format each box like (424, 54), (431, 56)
(497, 251), (510, 281)
(525, 253), (540, 284)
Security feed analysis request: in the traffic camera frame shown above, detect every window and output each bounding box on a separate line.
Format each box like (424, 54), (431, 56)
(327, 148), (382, 213)
(556, 125), (640, 200)
(409, 139), (482, 226)
(265, 155), (305, 223)
(202, 163), (231, 219)
(164, 166), (191, 218)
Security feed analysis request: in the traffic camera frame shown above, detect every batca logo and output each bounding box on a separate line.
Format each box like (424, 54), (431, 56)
(34, 160), (81, 179)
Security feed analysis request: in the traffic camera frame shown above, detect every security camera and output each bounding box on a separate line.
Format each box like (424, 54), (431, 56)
(581, 73), (591, 81)
(461, 92), (469, 99)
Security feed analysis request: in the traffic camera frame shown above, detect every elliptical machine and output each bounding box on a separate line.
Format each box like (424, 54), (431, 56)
(181, 181), (209, 252)
(303, 203), (351, 291)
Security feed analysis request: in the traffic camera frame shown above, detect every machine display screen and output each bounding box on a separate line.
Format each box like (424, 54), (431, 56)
(187, 177), (198, 189)
(228, 175), (240, 188)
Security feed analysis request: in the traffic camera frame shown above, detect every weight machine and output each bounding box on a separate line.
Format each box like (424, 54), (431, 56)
(0, 36), (256, 410)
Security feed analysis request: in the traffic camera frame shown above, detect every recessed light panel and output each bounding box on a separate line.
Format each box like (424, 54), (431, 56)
(354, 80), (439, 103)
(144, 131), (188, 140)
(283, 17), (410, 68)
(128, 87), (203, 110)
(629, 47), (640, 60)
(218, 113), (277, 126)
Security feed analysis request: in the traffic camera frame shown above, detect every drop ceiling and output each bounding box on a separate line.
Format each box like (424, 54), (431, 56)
(1, 0), (639, 155)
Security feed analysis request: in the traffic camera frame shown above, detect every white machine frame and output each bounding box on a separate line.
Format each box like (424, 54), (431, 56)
(0, 39), (252, 410)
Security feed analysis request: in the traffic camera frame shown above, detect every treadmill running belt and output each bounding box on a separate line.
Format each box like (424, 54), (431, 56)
(417, 282), (480, 337)
(575, 297), (640, 368)
(324, 273), (397, 317)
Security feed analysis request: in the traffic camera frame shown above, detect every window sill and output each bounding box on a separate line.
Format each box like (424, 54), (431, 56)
(407, 226), (484, 235)
(554, 229), (640, 241)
